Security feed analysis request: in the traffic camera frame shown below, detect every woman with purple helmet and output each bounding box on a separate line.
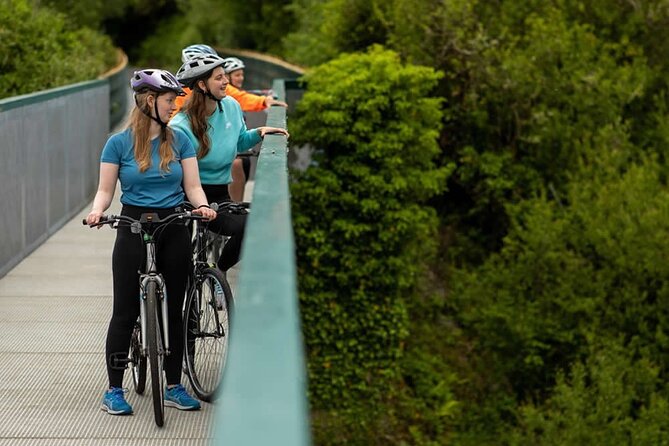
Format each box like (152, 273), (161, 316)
(85, 69), (216, 416)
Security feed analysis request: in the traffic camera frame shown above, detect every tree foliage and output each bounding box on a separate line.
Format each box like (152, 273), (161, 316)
(0, 0), (116, 99)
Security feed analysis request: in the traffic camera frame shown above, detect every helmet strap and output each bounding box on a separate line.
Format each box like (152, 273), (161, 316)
(134, 93), (167, 128)
(195, 84), (222, 112)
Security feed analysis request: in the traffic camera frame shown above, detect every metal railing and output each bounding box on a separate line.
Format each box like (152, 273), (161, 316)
(0, 51), (129, 279)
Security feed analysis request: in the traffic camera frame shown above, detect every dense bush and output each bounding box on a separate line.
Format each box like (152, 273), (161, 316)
(0, 0), (116, 99)
(290, 45), (453, 444)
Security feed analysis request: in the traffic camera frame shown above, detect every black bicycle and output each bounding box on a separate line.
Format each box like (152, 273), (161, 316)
(183, 201), (249, 402)
(84, 209), (206, 426)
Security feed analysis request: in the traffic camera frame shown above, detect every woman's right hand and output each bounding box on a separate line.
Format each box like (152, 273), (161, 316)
(193, 206), (217, 221)
(85, 210), (104, 226)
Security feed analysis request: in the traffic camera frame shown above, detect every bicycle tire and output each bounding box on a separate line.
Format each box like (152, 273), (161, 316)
(129, 319), (146, 394)
(146, 280), (165, 427)
(183, 267), (232, 402)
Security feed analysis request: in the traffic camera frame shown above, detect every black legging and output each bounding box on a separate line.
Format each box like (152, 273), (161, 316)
(201, 184), (247, 271)
(106, 205), (191, 388)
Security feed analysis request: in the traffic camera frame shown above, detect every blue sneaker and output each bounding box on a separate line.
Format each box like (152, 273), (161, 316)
(101, 387), (133, 415)
(165, 384), (201, 411)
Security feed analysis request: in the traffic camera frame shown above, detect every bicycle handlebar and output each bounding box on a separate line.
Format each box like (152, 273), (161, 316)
(236, 150), (259, 158)
(213, 201), (250, 215)
(82, 201), (250, 228)
(82, 209), (207, 228)
(183, 201), (250, 215)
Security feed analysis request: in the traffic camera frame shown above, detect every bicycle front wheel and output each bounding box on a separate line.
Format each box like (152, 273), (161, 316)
(183, 267), (232, 402)
(146, 281), (165, 427)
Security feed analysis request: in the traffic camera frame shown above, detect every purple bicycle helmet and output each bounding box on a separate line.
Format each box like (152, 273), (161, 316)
(130, 69), (185, 95)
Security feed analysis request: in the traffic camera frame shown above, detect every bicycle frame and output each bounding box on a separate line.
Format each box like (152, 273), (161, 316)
(139, 229), (170, 358)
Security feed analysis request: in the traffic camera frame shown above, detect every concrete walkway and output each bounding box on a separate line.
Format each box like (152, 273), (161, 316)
(0, 188), (247, 444)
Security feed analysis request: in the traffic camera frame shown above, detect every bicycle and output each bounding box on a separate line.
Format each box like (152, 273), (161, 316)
(199, 200), (251, 265)
(183, 200), (249, 402)
(83, 209), (205, 426)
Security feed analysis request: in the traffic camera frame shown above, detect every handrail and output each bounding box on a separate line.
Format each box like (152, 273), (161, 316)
(99, 49), (130, 130)
(212, 79), (312, 445)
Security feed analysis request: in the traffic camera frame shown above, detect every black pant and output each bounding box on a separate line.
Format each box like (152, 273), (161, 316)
(202, 184), (247, 271)
(106, 205), (191, 388)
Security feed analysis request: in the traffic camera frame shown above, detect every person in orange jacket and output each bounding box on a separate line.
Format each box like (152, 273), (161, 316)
(222, 57), (288, 111)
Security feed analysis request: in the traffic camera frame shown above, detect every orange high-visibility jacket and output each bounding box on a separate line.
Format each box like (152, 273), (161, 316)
(172, 85), (267, 117)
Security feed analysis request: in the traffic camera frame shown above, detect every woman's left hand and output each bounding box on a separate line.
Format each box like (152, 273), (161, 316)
(193, 206), (217, 221)
(258, 127), (290, 139)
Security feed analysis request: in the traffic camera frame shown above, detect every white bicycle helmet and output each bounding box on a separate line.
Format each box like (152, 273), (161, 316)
(181, 44), (218, 63)
(223, 57), (245, 74)
(176, 54), (227, 88)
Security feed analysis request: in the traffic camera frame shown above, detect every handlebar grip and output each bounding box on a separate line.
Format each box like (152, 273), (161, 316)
(82, 215), (109, 226)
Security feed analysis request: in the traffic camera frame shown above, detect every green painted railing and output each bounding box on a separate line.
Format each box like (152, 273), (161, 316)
(212, 79), (312, 445)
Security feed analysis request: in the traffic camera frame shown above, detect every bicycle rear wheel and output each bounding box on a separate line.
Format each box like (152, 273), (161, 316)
(183, 267), (232, 402)
(129, 319), (146, 394)
(146, 281), (165, 426)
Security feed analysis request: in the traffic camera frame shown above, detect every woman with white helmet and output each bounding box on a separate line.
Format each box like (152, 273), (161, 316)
(86, 69), (216, 415)
(170, 54), (289, 272)
(222, 56), (288, 111)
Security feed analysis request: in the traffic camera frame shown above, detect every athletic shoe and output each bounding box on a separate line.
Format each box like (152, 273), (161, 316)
(101, 387), (133, 415)
(165, 384), (201, 410)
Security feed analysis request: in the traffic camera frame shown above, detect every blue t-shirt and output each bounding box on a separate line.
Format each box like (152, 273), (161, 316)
(169, 96), (262, 185)
(100, 128), (196, 208)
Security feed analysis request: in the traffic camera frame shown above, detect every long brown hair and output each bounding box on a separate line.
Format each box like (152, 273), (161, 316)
(182, 79), (212, 159)
(127, 91), (175, 172)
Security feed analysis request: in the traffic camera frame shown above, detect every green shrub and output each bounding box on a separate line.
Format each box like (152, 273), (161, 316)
(290, 45), (453, 443)
(511, 340), (669, 445)
(0, 0), (116, 99)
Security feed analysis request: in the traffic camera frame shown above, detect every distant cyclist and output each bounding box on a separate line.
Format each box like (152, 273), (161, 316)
(222, 56), (288, 111)
(169, 53), (289, 272)
(86, 69), (216, 416)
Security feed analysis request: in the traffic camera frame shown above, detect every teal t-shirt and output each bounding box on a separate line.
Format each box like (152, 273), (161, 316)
(169, 96), (262, 185)
(100, 128), (196, 208)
